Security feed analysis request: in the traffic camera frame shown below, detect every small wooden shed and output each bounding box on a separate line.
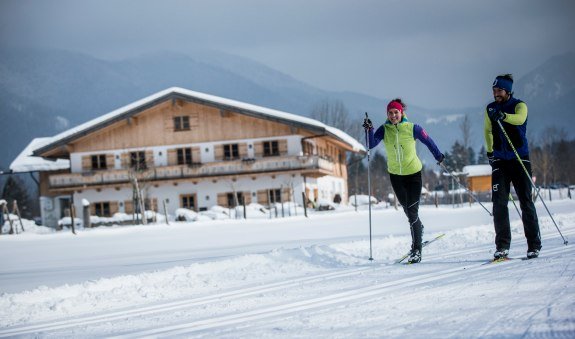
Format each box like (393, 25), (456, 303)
(462, 165), (492, 192)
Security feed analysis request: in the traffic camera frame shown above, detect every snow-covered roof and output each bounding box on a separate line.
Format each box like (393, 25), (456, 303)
(462, 164), (491, 177)
(9, 137), (70, 173)
(34, 87), (365, 157)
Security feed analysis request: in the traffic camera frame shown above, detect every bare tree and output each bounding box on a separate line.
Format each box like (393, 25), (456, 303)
(531, 126), (567, 186)
(310, 99), (363, 141)
(460, 114), (472, 149)
(459, 114), (473, 164)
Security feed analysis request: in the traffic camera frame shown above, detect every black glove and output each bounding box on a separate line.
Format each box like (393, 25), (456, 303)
(487, 152), (494, 166)
(363, 117), (373, 130)
(488, 110), (505, 122)
(436, 153), (445, 165)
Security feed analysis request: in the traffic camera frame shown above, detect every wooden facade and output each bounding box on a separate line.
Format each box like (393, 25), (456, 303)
(32, 88), (362, 222)
(463, 165), (492, 193)
(467, 175), (491, 193)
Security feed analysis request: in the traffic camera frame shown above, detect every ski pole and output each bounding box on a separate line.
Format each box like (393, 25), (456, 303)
(364, 112), (374, 261)
(496, 120), (568, 245)
(439, 162), (492, 216)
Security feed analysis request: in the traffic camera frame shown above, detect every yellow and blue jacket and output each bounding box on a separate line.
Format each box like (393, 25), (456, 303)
(484, 97), (529, 160)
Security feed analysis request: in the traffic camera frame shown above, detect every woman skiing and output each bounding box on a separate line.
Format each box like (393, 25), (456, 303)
(363, 98), (445, 263)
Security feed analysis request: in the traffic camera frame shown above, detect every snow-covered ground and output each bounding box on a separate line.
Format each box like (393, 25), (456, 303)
(0, 200), (574, 338)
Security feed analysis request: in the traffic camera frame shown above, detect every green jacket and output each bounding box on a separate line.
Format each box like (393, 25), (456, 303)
(382, 121), (422, 175)
(368, 116), (442, 175)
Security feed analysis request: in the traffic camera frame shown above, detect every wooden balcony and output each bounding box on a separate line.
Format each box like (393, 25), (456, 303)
(48, 155), (335, 189)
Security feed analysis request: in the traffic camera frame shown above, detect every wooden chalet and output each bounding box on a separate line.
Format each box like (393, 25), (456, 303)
(18, 87), (364, 227)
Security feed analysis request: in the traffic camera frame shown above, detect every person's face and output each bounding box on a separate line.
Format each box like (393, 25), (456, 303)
(387, 108), (403, 125)
(493, 87), (510, 103)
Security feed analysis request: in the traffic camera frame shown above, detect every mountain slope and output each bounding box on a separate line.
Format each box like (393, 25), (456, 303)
(0, 48), (389, 170)
(1, 48), (573, 171)
(514, 52), (575, 135)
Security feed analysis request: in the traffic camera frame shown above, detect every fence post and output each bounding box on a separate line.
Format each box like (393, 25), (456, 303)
(12, 200), (25, 233)
(3, 203), (14, 234)
(82, 201), (91, 229)
(302, 192), (308, 218)
(163, 199), (169, 225)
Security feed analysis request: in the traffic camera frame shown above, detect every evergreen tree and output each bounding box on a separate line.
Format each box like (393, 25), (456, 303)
(446, 141), (468, 172)
(477, 146), (488, 164)
(369, 151), (390, 201)
(442, 151), (454, 171)
(467, 147), (476, 165)
(422, 165), (442, 192)
(1, 176), (33, 219)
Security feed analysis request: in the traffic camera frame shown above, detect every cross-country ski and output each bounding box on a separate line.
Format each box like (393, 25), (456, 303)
(395, 233), (445, 264)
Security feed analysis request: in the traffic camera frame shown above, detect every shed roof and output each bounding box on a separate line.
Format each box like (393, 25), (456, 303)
(462, 164), (491, 177)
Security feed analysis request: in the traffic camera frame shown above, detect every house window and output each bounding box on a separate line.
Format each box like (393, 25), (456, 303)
(263, 141), (279, 157)
(227, 192), (244, 207)
(181, 194), (196, 210)
(130, 151), (147, 170)
(268, 189), (281, 204)
(223, 144), (239, 160)
(303, 141), (314, 156)
(174, 116), (190, 131)
(94, 202), (111, 217)
(91, 154), (107, 170)
(177, 148), (193, 165)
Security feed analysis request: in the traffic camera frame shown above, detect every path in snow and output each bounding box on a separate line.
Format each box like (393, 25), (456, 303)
(1, 225), (573, 338)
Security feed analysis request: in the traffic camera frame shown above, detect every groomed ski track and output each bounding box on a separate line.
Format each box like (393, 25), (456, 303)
(1, 229), (573, 338)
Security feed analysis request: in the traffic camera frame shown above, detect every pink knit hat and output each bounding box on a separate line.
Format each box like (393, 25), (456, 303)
(387, 101), (403, 113)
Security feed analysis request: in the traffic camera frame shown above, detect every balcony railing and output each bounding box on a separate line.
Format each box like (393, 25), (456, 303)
(48, 155), (335, 189)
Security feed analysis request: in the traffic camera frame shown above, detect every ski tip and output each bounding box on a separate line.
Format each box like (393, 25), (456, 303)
(485, 257), (512, 264)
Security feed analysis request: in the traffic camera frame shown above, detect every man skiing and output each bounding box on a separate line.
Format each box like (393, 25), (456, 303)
(484, 74), (542, 260)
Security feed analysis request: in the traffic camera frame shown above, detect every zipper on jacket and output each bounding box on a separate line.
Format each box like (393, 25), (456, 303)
(395, 125), (402, 175)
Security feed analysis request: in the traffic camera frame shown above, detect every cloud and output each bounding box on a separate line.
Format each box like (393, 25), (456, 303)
(1, 0), (574, 108)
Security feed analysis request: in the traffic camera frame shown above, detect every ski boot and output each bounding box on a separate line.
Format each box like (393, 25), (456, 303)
(493, 249), (509, 260)
(407, 249), (421, 264)
(526, 249), (540, 259)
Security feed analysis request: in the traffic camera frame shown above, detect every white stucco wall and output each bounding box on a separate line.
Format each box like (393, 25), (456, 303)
(55, 134), (346, 225)
(67, 173), (313, 221)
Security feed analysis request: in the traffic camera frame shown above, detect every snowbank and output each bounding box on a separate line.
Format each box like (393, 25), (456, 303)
(0, 200), (573, 337)
(1, 214), (54, 235)
(348, 195), (378, 206)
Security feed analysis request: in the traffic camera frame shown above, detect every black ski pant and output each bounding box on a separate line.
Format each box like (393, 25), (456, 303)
(491, 158), (541, 252)
(390, 171), (423, 252)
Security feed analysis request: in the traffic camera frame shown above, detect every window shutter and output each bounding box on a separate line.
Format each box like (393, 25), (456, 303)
(254, 142), (264, 158)
(279, 140), (288, 155)
(239, 143), (248, 158)
(168, 149), (177, 166)
(215, 145), (224, 161)
(217, 193), (227, 207)
(192, 147), (201, 163)
(82, 156), (92, 171)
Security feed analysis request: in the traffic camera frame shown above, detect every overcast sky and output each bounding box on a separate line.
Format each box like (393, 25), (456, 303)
(1, 0), (574, 109)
